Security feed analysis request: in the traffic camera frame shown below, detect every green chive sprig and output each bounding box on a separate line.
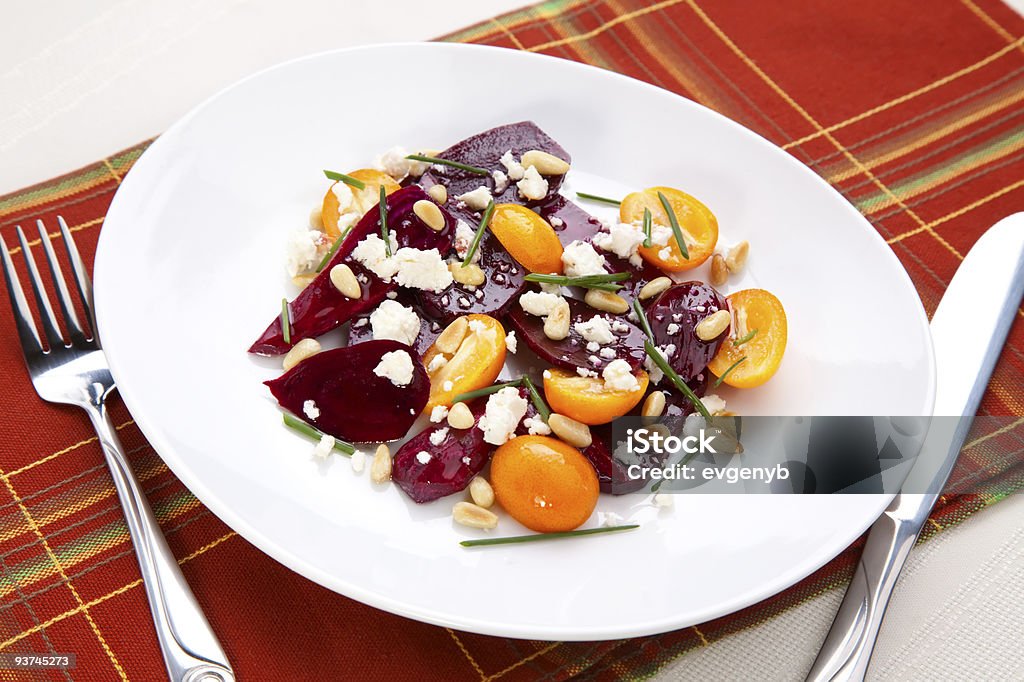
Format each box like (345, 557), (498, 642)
(451, 380), (522, 404)
(732, 329), (758, 347)
(714, 357), (747, 387)
(378, 186), (391, 257)
(524, 272), (630, 292)
(461, 200), (495, 267)
(280, 299), (291, 345)
(631, 298), (655, 342)
(521, 376), (551, 422)
(642, 207), (653, 248)
(657, 191), (689, 259)
(406, 154), (488, 176)
(323, 169), (366, 190)
(576, 192), (622, 206)
(643, 340), (712, 420)
(283, 414), (356, 455)
(460, 524), (639, 547)
(316, 233), (346, 272)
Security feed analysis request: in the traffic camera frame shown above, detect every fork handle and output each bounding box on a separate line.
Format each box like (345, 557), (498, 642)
(86, 400), (235, 682)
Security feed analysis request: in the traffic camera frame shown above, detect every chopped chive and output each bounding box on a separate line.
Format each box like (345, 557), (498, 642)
(657, 191), (689, 259)
(713, 356), (747, 387)
(644, 340), (712, 420)
(282, 413), (356, 455)
(631, 298), (655, 342)
(732, 329), (758, 347)
(378, 186), (391, 257)
(280, 299), (291, 345)
(524, 272), (631, 292)
(461, 524), (639, 547)
(323, 169), (366, 190)
(521, 376), (551, 422)
(642, 207), (653, 248)
(461, 200), (495, 267)
(576, 192), (622, 206)
(451, 379), (522, 404)
(406, 154), (488, 176)
(316, 233), (346, 272)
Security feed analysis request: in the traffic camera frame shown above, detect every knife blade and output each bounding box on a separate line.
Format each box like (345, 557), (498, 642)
(805, 212), (1024, 682)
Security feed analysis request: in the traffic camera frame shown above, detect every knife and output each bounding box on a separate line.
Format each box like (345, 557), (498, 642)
(805, 213), (1024, 682)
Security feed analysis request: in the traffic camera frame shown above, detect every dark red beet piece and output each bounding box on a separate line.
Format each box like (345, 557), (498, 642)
(265, 340), (429, 443)
(508, 293), (647, 372)
(646, 282), (729, 382)
(249, 185), (454, 355)
(581, 425), (648, 495)
(392, 397), (492, 504)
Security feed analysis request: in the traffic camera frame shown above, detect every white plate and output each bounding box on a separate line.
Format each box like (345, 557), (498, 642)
(94, 43), (935, 640)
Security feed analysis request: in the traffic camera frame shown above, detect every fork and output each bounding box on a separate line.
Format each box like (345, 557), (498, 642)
(1, 218), (235, 682)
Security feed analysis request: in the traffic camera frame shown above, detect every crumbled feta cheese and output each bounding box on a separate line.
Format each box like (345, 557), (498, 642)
(499, 150), (525, 180)
(643, 343), (674, 385)
(453, 220), (480, 263)
(672, 313), (683, 322)
(539, 281), (563, 295)
(427, 354), (448, 372)
(594, 221), (646, 267)
(658, 247), (672, 260)
(523, 416), (552, 435)
(576, 367), (599, 378)
(477, 387), (529, 446)
(519, 291), (566, 317)
(302, 400), (320, 420)
(653, 492), (674, 508)
(611, 319), (630, 333)
(457, 185), (493, 211)
(543, 369), (552, 379)
(442, 380), (454, 392)
(374, 145), (413, 180)
(701, 394), (728, 416)
(505, 330), (518, 354)
(392, 248), (453, 292)
(416, 450), (432, 465)
(430, 405), (449, 423)
(458, 296), (472, 307)
(313, 434), (334, 460)
(350, 231), (400, 281)
(516, 165), (548, 201)
(285, 226), (328, 277)
(599, 511), (625, 527)
(666, 323), (680, 336)
(429, 427), (450, 446)
(561, 240), (607, 278)
(586, 341), (600, 352)
(350, 450), (366, 473)
(492, 170), (509, 194)
(370, 300), (420, 346)
(574, 315), (615, 345)
(599, 347), (616, 359)
(373, 349), (414, 387)
(603, 359), (639, 391)
(589, 354), (601, 365)
(549, 216), (564, 228)
(468, 319), (486, 334)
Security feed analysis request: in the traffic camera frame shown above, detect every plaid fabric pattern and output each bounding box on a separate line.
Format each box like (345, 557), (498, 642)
(0, 1), (1022, 679)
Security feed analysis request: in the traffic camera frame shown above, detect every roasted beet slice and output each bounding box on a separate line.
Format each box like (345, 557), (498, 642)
(646, 282), (729, 382)
(420, 121), (569, 207)
(249, 186), (454, 355)
(347, 291), (444, 359)
(392, 398), (491, 503)
(508, 294), (647, 372)
(417, 230), (526, 323)
(265, 340), (429, 442)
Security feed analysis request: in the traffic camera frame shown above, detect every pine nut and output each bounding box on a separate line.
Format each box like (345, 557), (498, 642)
(414, 199), (446, 231)
(642, 391), (666, 419)
(427, 184), (448, 204)
(282, 338), (321, 371)
(726, 240), (749, 273)
(638, 276), (672, 301)
(469, 476), (495, 508)
(449, 261), (486, 286)
(370, 444), (392, 483)
(435, 317), (468, 354)
(329, 263), (361, 299)
(543, 299), (570, 341)
(309, 206), (324, 230)
(584, 289), (629, 314)
(695, 309), (731, 341)
(548, 413), (592, 448)
(447, 401), (475, 429)
(520, 149), (570, 175)
(710, 253), (728, 286)
(453, 501), (498, 529)
(292, 274), (316, 289)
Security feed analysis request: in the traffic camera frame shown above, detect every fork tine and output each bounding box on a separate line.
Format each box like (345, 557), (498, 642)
(36, 220), (86, 343)
(57, 216), (95, 337)
(16, 226), (66, 350)
(0, 233), (45, 356)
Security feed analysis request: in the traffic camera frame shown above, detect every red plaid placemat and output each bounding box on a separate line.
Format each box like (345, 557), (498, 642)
(1, 1), (1022, 679)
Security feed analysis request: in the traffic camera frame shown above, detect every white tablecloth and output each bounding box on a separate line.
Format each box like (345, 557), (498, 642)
(2, 2), (1021, 679)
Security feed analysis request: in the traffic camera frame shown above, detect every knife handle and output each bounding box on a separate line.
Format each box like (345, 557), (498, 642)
(804, 505), (923, 682)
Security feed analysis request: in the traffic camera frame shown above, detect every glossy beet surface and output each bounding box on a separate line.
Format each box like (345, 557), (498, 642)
(249, 186), (454, 355)
(646, 282), (729, 381)
(265, 340), (429, 442)
(508, 294), (647, 371)
(392, 397), (491, 503)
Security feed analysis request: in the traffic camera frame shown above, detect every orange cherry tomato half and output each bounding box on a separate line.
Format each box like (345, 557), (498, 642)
(321, 169), (401, 239)
(619, 186), (718, 271)
(422, 314), (507, 410)
(491, 435), (600, 533)
(707, 289), (787, 388)
(543, 367), (649, 425)
(487, 203), (564, 274)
